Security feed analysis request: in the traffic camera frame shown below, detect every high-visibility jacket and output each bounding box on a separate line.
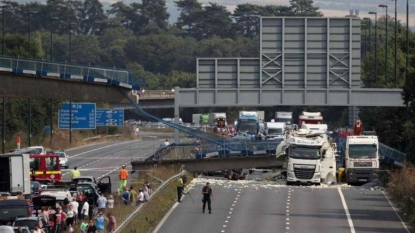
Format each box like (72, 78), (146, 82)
(177, 178), (183, 187)
(70, 169), (81, 180)
(119, 168), (129, 180)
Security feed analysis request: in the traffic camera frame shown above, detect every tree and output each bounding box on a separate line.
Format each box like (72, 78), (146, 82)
(192, 3), (232, 40)
(174, 0), (203, 36)
(289, 0), (322, 16)
(232, 4), (261, 38)
(139, 0), (170, 32)
(80, 0), (107, 35)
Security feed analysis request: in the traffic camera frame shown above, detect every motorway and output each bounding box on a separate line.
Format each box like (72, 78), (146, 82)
(155, 177), (411, 233)
(61, 139), (164, 192)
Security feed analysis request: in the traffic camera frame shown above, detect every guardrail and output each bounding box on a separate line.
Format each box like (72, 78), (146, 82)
(113, 170), (185, 233)
(0, 56), (139, 90)
(140, 90), (174, 99)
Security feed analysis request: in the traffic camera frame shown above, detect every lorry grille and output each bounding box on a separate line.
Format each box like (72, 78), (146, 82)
(353, 162), (372, 167)
(294, 168), (315, 179)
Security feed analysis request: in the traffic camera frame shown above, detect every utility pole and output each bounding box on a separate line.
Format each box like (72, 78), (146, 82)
(379, 4), (388, 82)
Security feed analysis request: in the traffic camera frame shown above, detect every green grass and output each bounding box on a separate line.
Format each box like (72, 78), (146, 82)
(121, 172), (194, 233)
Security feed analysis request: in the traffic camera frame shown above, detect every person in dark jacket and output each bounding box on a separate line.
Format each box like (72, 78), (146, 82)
(201, 182), (213, 214)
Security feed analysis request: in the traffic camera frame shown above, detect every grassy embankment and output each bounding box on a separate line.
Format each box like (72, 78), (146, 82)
(61, 166), (194, 233)
(386, 166), (415, 230)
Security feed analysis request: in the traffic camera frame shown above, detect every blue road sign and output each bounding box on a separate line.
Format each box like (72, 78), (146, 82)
(96, 109), (124, 126)
(58, 103), (96, 129)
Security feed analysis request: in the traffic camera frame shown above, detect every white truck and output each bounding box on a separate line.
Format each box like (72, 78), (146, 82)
(275, 112), (293, 126)
(0, 153), (31, 195)
(208, 113), (227, 128)
(192, 114), (201, 126)
(344, 136), (379, 184)
(277, 126), (336, 185)
(298, 111), (323, 128)
(264, 122), (286, 141)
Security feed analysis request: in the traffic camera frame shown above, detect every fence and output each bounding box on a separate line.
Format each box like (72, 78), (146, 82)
(0, 55), (132, 85)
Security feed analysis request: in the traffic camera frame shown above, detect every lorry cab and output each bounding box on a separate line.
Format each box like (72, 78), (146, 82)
(301, 124), (328, 132)
(264, 122), (286, 140)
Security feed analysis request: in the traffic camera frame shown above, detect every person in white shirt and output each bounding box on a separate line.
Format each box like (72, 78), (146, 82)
(143, 184), (149, 202)
(81, 201), (89, 220)
(163, 139), (170, 147)
(137, 189), (144, 206)
(97, 194), (107, 212)
(107, 195), (114, 209)
(70, 198), (79, 224)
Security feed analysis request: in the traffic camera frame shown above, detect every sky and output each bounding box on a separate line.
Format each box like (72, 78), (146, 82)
(18, 0), (415, 27)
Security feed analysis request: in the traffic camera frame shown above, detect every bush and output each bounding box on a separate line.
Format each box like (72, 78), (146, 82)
(387, 166), (415, 229)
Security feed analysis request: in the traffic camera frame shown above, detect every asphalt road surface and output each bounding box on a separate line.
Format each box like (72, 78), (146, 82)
(61, 139), (164, 192)
(155, 178), (410, 233)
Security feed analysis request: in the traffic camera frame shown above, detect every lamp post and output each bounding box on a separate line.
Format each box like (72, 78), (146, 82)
(364, 18), (372, 84)
(379, 5), (388, 82)
(406, 0), (409, 80)
(369, 12), (378, 83)
(27, 11), (37, 58)
(50, 17), (59, 61)
(391, 0), (398, 85)
(1, 4), (10, 154)
(68, 23), (76, 63)
(1, 4), (10, 55)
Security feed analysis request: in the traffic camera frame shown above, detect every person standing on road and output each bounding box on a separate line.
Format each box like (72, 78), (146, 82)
(118, 165), (129, 190)
(70, 167), (81, 181)
(177, 176), (184, 203)
(201, 182), (213, 214)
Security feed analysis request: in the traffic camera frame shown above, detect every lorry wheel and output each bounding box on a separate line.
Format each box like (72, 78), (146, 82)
(286, 181), (293, 186)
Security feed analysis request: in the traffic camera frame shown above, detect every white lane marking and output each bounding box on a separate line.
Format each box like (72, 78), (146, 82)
(68, 140), (139, 158)
(382, 191), (411, 233)
(286, 227), (289, 230)
(225, 220), (228, 223)
(286, 218), (289, 221)
(65, 141), (111, 151)
(337, 187), (356, 233)
(230, 208), (233, 210)
(223, 225), (226, 227)
(221, 231), (225, 233)
(229, 212), (232, 214)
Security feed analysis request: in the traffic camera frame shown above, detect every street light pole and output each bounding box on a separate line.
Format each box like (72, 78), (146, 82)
(369, 12), (378, 83)
(50, 17), (58, 61)
(406, 0), (409, 79)
(379, 5), (388, 82)
(392, 0), (398, 86)
(1, 4), (10, 56)
(27, 11), (37, 58)
(1, 4), (10, 154)
(68, 23), (76, 63)
(364, 18), (372, 84)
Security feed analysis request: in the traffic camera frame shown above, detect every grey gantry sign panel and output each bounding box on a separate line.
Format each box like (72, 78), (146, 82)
(260, 17), (361, 89)
(177, 88), (404, 107)
(186, 16), (403, 108)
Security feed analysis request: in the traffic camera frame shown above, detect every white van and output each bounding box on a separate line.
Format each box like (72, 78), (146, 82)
(27, 146), (46, 155)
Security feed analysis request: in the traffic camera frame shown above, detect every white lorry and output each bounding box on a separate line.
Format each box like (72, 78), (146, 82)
(264, 122), (286, 141)
(298, 112), (323, 128)
(192, 114), (201, 126)
(209, 113), (227, 128)
(344, 136), (379, 184)
(0, 153), (31, 195)
(277, 126), (336, 185)
(275, 111), (293, 126)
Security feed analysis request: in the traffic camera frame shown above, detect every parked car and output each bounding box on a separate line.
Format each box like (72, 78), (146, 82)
(31, 182), (42, 195)
(48, 151), (69, 169)
(13, 217), (47, 233)
(12, 226), (30, 233)
(0, 200), (31, 225)
(0, 226), (14, 233)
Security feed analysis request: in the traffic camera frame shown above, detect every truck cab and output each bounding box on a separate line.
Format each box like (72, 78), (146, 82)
(264, 122), (286, 140)
(298, 112), (323, 128)
(345, 136), (379, 183)
(282, 130), (336, 185)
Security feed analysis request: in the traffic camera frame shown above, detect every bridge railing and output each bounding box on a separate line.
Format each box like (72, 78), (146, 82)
(0, 56), (132, 85)
(141, 90), (174, 99)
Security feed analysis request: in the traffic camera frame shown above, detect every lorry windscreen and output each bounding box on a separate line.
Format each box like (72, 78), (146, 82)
(268, 128), (283, 134)
(349, 144), (377, 158)
(238, 120), (257, 134)
(276, 118), (291, 124)
(289, 146), (320, 159)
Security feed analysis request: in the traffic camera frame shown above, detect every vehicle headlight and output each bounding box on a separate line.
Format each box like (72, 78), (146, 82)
(348, 173), (354, 176)
(313, 174), (320, 179)
(287, 172), (295, 178)
(373, 173), (378, 177)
